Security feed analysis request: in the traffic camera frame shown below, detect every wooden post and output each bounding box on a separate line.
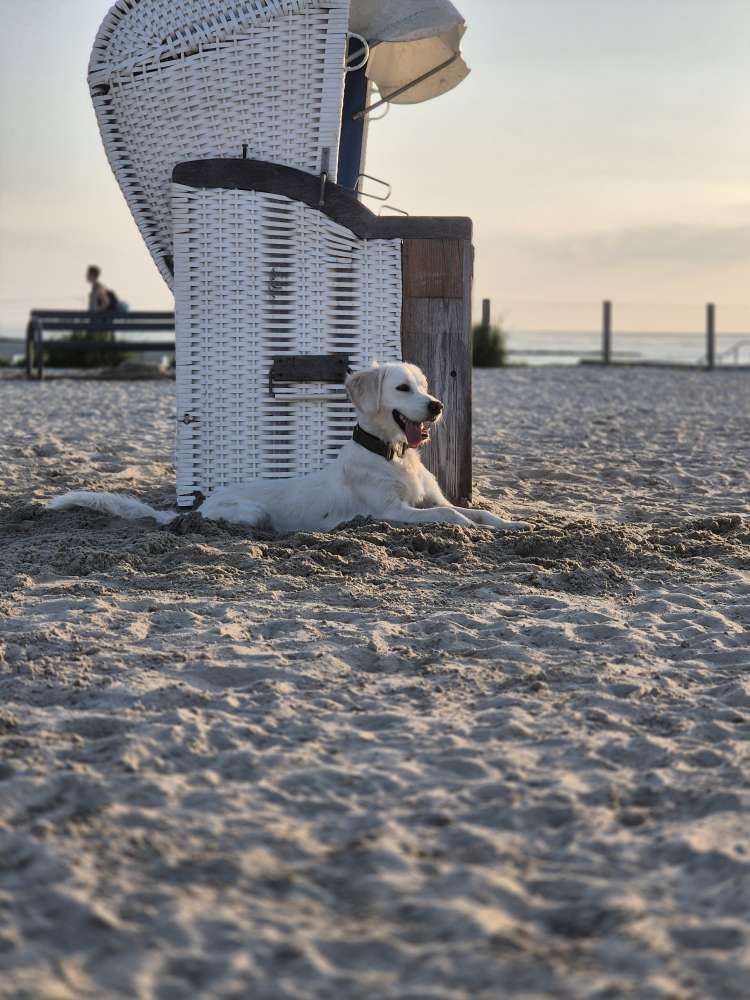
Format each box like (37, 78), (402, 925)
(25, 320), (33, 379)
(401, 238), (473, 505)
(602, 300), (612, 365)
(34, 318), (44, 380)
(481, 298), (491, 330)
(706, 303), (715, 370)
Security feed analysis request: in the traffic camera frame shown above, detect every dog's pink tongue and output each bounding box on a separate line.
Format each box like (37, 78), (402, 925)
(404, 420), (425, 448)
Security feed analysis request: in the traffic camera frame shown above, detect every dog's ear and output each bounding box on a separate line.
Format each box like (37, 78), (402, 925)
(346, 366), (385, 416)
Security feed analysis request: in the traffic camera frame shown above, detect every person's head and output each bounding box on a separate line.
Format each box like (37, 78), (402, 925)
(86, 265), (101, 284)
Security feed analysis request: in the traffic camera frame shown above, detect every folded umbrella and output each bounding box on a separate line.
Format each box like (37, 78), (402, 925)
(349, 0), (469, 107)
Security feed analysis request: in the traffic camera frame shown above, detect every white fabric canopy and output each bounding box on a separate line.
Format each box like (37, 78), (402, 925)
(349, 0), (469, 106)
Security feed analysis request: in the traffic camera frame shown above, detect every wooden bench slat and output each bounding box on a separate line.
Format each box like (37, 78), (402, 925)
(44, 341), (175, 353)
(36, 323), (176, 333)
(30, 310), (174, 321)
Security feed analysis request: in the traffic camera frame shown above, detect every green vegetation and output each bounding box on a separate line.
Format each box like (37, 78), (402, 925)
(472, 322), (507, 367)
(44, 329), (130, 369)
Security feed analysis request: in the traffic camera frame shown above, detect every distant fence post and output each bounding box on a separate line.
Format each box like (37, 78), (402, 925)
(34, 318), (44, 381)
(25, 320), (34, 379)
(706, 303), (715, 370)
(602, 300), (612, 365)
(481, 298), (491, 330)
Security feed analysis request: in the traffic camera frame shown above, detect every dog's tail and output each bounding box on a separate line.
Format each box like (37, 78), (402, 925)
(48, 491), (177, 526)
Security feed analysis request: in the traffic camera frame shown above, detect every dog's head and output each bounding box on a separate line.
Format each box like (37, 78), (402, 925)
(345, 362), (443, 449)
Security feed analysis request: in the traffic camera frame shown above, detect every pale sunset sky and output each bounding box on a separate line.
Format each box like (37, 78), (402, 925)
(0, 0), (748, 336)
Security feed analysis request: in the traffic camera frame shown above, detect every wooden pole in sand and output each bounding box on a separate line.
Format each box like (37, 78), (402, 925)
(24, 320), (34, 379)
(481, 298), (491, 330)
(602, 300), (612, 365)
(706, 303), (716, 371)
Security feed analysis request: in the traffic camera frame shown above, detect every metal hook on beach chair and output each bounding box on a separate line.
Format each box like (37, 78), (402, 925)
(365, 101), (390, 122)
(346, 33), (369, 72)
(355, 173), (392, 203)
(318, 147), (332, 207)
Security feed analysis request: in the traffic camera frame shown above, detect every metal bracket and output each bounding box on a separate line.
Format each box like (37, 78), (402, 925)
(268, 354), (351, 400)
(346, 33), (369, 71)
(268, 267), (286, 299)
(318, 147), (331, 207)
(355, 173), (392, 203)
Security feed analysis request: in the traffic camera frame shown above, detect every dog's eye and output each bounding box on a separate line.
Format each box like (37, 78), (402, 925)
(396, 384), (411, 392)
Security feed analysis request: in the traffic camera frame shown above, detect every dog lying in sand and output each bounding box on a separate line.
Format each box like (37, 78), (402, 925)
(49, 362), (527, 534)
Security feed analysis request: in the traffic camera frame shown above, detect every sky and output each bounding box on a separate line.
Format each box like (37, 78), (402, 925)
(1, 0), (748, 336)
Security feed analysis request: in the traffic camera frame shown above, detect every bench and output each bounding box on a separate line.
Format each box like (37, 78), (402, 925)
(25, 310), (175, 380)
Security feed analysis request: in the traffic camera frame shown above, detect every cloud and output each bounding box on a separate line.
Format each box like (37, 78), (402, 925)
(522, 223), (750, 268)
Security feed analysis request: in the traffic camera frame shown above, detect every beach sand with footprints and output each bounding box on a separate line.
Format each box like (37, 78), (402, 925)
(1, 366), (749, 999)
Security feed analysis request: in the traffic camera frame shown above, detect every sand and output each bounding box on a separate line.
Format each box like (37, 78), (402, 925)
(1, 367), (749, 999)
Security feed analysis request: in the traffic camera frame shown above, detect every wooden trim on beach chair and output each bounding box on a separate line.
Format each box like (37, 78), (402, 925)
(172, 159), (473, 243)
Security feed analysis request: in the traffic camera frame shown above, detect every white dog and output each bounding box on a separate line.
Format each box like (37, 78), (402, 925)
(49, 362), (527, 533)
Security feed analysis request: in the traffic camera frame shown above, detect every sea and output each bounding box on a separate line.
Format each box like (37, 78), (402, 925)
(504, 329), (750, 367)
(2, 322), (749, 368)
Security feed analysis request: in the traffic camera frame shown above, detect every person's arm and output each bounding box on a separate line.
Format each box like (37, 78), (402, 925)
(94, 284), (109, 312)
(88, 283), (108, 314)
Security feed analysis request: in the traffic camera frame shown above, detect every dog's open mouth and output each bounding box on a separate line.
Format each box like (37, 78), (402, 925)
(393, 410), (430, 448)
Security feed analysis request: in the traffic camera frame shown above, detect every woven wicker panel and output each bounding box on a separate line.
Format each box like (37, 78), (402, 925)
(172, 184), (402, 506)
(90, 0), (351, 287)
(90, 1), (316, 68)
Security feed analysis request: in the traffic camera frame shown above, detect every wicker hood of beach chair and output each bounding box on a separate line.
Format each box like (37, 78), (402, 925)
(88, 0), (353, 288)
(171, 162), (403, 506)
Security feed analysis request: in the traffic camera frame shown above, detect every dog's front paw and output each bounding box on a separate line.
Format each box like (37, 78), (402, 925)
(481, 512), (530, 532)
(502, 520), (531, 532)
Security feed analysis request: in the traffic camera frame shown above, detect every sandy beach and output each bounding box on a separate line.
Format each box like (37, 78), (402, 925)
(1, 366), (749, 999)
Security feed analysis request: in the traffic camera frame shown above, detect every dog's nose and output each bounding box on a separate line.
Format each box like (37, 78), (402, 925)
(428, 399), (443, 417)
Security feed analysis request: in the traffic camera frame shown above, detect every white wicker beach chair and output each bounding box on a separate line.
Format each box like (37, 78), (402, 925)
(171, 161), (403, 506)
(89, 0), (352, 287)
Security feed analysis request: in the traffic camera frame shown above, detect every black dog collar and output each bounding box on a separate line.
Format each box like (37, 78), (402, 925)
(352, 424), (406, 462)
